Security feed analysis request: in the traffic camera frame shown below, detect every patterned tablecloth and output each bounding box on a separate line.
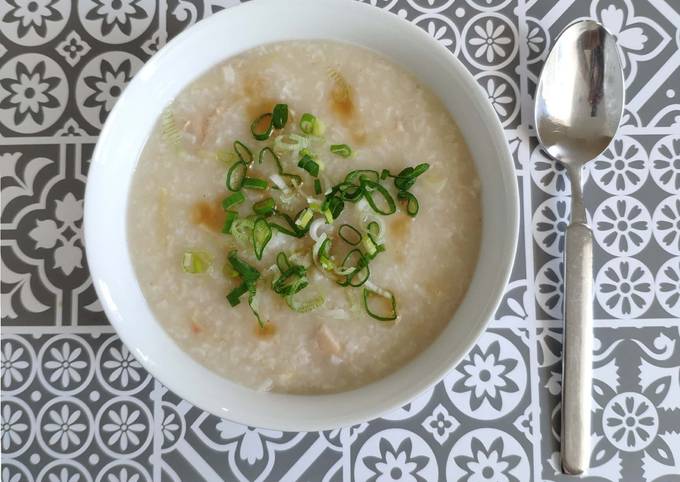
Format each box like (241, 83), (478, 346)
(2, 0), (680, 480)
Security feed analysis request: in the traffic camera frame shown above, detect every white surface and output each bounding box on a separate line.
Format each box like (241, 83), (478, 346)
(83, 0), (518, 431)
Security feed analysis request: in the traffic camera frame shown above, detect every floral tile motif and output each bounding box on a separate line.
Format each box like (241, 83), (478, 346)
(352, 328), (533, 481)
(531, 134), (680, 321)
(0, 333), (154, 481)
(537, 326), (680, 481)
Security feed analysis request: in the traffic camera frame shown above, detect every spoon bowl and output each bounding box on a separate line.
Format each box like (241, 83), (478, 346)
(534, 19), (624, 476)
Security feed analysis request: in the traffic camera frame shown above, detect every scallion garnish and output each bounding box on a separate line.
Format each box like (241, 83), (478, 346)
(248, 288), (265, 328)
(397, 191), (419, 217)
(324, 195), (344, 219)
(295, 208), (314, 230)
(269, 213), (305, 238)
(314, 178), (322, 195)
(393, 163), (430, 191)
(226, 160), (247, 191)
(252, 218), (272, 260)
(361, 179), (396, 215)
(363, 287), (397, 321)
(286, 290), (325, 312)
(253, 197), (276, 216)
(367, 221), (381, 238)
(258, 147), (283, 173)
(227, 283), (249, 306)
(276, 252), (290, 273)
(250, 113), (273, 141)
(181, 250), (212, 274)
(330, 144), (352, 157)
(362, 233), (385, 260)
(242, 177), (268, 190)
(230, 217), (255, 245)
(234, 140), (253, 165)
(222, 210), (238, 233)
(345, 170), (379, 184)
(227, 250), (260, 284)
(272, 104), (288, 129)
(272, 253), (308, 297)
(336, 249), (369, 287)
(273, 133), (310, 154)
(335, 182), (364, 202)
(299, 113), (325, 136)
(298, 154), (320, 177)
(338, 224), (361, 245)
(222, 191), (245, 209)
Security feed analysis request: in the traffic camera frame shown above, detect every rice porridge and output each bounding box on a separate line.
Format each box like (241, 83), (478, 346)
(127, 41), (481, 394)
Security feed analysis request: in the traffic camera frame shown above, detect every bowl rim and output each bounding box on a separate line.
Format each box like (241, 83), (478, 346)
(84, 0), (519, 431)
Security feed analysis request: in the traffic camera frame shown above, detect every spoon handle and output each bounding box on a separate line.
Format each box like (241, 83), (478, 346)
(561, 218), (593, 475)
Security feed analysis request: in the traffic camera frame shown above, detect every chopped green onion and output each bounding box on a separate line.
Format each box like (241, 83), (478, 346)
(181, 250), (212, 274)
(380, 169), (391, 180)
(222, 210), (238, 233)
(397, 191), (419, 217)
(230, 217), (255, 245)
(299, 113), (315, 134)
(299, 113), (324, 136)
(269, 213), (305, 238)
(250, 113), (273, 141)
(226, 160), (247, 191)
(322, 207), (334, 224)
(227, 283), (249, 306)
(324, 195), (344, 219)
(234, 141), (253, 165)
(258, 147), (283, 173)
(393, 163), (430, 191)
(253, 197), (276, 216)
(273, 133), (310, 154)
(361, 180), (396, 215)
(272, 257), (308, 297)
(314, 178), (322, 195)
(345, 170), (379, 184)
(295, 208), (314, 229)
(335, 249), (369, 287)
(248, 288), (265, 328)
(363, 234), (378, 258)
(243, 177), (268, 190)
(338, 224), (361, 245)
(222, 191), (245, 209)
(227, 250), (260, 284)
(298, 154), (320, 177)
(336, 182), (364, 202)
(252, 218), (272, 260)
(363, 287), (397, 322)
(276, 252), (290, 273)
(367, 221), (381, 238)
(272, 104), (288, 129)
(330, 144), (352, 157)
(285, 291), (325, 313)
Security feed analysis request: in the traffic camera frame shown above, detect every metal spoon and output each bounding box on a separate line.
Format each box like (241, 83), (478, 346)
(534, 20), (624, 475)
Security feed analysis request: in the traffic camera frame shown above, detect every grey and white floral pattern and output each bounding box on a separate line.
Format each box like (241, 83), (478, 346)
(593, 196), (651, 256)
(2, 1), (680, 481)
(595, 257), (654, 318)
(100, 402), (149, 454)
(1, 403), (30, 452)
(591, 137), (648, 195)
(39, 400), (90, 455)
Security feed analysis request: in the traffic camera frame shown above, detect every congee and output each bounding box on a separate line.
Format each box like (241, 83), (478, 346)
(128, 41), (481, 394)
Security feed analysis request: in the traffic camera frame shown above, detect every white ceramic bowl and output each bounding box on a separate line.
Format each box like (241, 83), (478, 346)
(84, 0), (518, 431)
